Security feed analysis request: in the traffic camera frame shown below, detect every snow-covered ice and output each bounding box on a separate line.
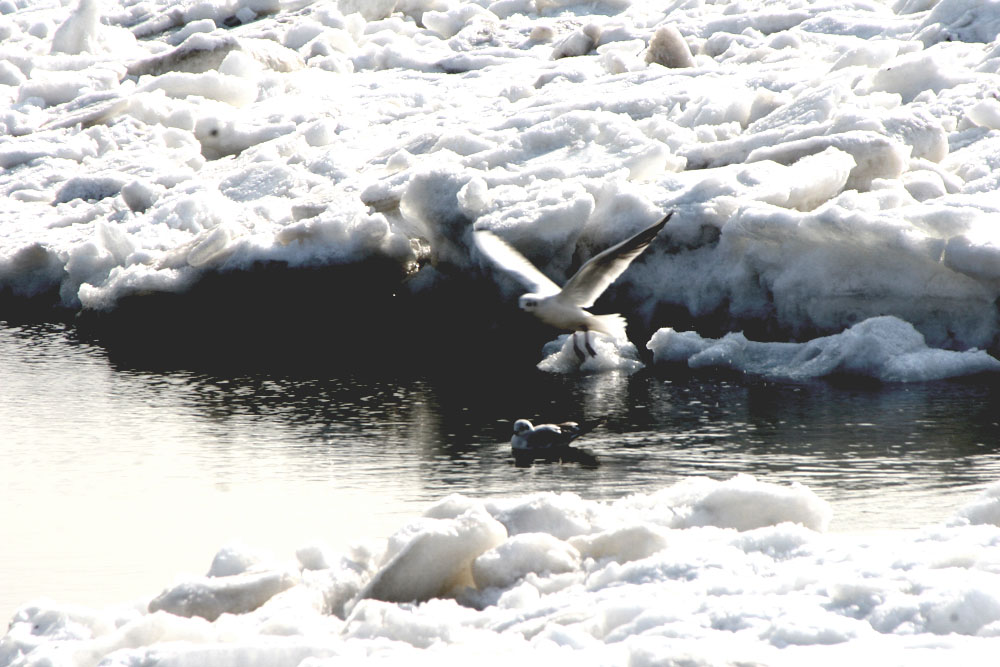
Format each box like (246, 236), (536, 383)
(2, 0), (1000, 377)
(5, 476), (1000, 666)
(647, 314), (1000, 381)
(5, 0), (1000, 663)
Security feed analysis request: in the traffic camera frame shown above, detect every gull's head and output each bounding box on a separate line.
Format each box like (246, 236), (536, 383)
(513, 419), (533, 435)
(518, 294), (541, 312)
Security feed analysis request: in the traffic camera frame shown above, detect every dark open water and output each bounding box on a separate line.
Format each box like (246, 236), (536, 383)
(3, 320), (1000, 625)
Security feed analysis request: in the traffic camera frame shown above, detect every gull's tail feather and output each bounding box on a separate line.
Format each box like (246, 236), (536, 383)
(589, 313), (627, 340)
(560, 418), (604, 442)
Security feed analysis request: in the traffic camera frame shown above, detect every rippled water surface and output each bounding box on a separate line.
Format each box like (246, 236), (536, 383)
(3, 321), (1000, 625)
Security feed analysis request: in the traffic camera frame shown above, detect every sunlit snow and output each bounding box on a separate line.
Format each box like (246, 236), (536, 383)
(4, 0), (1000, 663)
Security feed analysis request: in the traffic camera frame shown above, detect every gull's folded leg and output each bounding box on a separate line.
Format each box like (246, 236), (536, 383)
(572, 332), (586, 362)
(584, 330), (597, 357)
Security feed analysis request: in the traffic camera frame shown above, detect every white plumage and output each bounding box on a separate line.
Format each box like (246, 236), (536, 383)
(475, 212), (672, 353)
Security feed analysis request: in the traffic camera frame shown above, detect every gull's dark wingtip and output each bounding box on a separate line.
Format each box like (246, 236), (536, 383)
(626, 210), (673, 251)
(651, 210), (674, 234)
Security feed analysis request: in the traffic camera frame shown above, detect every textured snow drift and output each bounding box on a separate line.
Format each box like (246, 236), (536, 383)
(4, 476), (1000, 666)
(2, 0), (1000, 373)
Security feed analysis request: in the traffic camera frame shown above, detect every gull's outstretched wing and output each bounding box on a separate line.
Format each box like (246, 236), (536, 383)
(558, 212), (672, 308)
(474, 229), (561, 296)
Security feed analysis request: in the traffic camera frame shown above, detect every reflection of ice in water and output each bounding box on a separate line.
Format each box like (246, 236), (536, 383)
(578, 369), (630, 419)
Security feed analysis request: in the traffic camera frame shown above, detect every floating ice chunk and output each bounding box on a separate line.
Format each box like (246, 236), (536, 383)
(630, 474), (832, 532)
(528, 23), (555, 43)
(120, 179), (161, 213)
(552, 23), (601, 60)
(647, 316), (1000, 383)
(536, 0), (630, 12)
(914, 0), (1000, 45)
(830, 39), (901, 70)
(49, 0), (101, 54)
(423, 5), (497, 39)
(148, 569), (298, 622)
(127, 34), (303, 77)
(38, 92), (130, 131)
(472, 533), (581, 590)
(338, 0), (397, 21)
(399, 166), (475, 268)
(763, 147), (855, 211)
(18, 69), (117, 108)
(77, 263), (187, 310)
(6, 600), (119, 641)
(193, 113), (298, 159)
(966, 98), (1000, 131)
(901, 170), (947, 201)
(60, 222), (135, 305)
(646, 328), (711, 365)
(149, 192), (233, 234)
(167, 18), (217, 47)
(186, 224), (237, 268)
(942, 235), (1000, 282)
(644, 24), (694, 68)
(136, 70), (258, 107)
(882, 108), (948, 162)
(359, 508), (507, 604)
(919, 589), (1000, 636)
(295, 545), (333, 572)
(952, 481), (1000, 527)
(219, 162), (310, 202)
(747, 131), (909, 191)
(867, 48), (975, 103)
(53, 173), (129, 204)
(0, 243), (65, 299)
(423, 494), (485, 521)
(0, 60), (26, 86)
(486, 492), (602, 540)
(208, 544), (265, 578)
(283, 19), (326, 51)
(568, 524), (670, 563)
(537, 333), (644, 375)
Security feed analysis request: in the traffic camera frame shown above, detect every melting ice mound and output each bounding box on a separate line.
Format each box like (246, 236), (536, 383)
(7, 476), (1000, 665)
(647, 315), (1000, 382)
(5, 0), (1000, 357)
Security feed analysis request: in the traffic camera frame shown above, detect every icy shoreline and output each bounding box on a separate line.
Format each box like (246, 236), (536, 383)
(4, 0), (1000, 368)
(5, 476), (1000, 667)
(5, 0), (1000, 662)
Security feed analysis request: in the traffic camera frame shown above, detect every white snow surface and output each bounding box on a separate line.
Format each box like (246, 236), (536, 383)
(5, 475), (1000, 666)
(7, 2), (1000, 664)
(4, 0), (1000, 372)
(647, 314), (1000, 381)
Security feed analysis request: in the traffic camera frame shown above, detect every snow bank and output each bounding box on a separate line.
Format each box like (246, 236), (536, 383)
(7, 477), (1000, 666)
(647, 315), (1000, 382)
(2, 0), (1000, 357)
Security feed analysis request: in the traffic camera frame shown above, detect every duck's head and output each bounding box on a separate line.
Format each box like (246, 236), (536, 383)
(513, 419), (533, 435)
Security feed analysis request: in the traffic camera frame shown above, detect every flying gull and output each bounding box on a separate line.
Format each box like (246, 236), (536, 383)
(510, 418), (601, 467)
(474, 212), (672, 360)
